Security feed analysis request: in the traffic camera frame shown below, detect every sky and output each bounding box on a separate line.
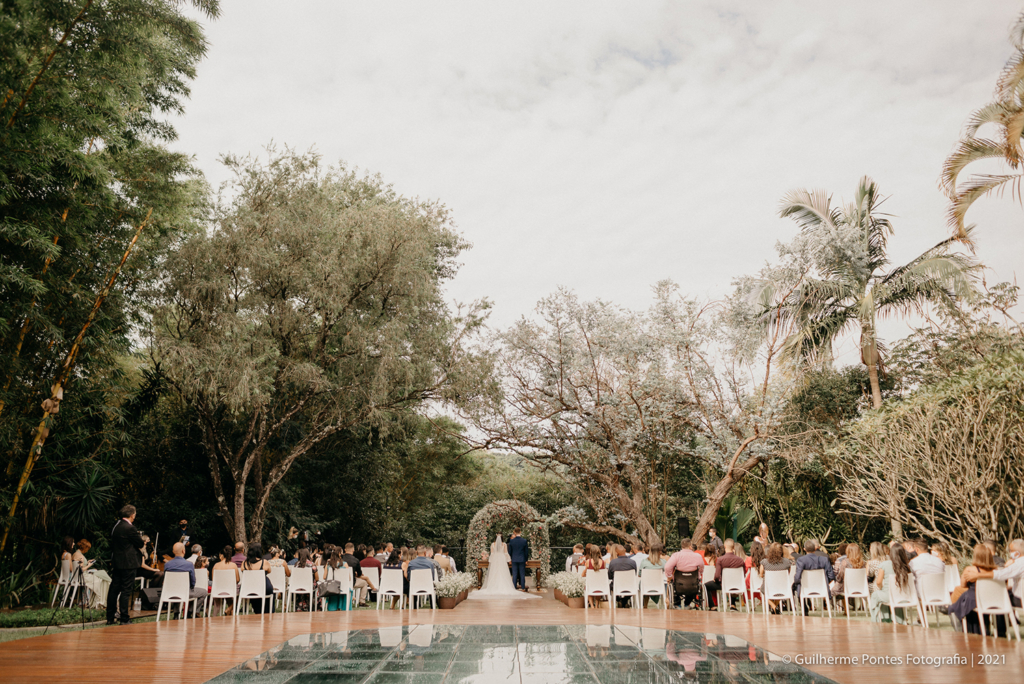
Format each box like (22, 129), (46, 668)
(171, 1), (1024, 363)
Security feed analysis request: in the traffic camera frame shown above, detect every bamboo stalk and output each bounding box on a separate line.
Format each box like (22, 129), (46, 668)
(0, 209), (151, 555)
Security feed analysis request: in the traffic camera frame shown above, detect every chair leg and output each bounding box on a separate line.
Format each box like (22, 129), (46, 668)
(979, 612), (987, 637)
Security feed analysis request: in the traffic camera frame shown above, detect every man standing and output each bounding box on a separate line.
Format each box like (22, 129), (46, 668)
(106, 505), (145, 625)
(707, 528), (725, 554)
(507, 527), (530, 592)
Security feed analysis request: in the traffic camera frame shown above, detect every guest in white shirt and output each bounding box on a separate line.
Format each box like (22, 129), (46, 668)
(565, 544), (585, 571)
(907, 540), (945, 585)
(628, 542), (648, 568)
(187, 544), (202, 566)
(964, 539), (1024, 607)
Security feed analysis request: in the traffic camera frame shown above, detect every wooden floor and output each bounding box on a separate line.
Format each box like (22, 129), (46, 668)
(0, 592), (1020, 683)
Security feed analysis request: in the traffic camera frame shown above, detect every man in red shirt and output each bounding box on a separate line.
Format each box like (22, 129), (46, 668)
(704, 538), (745, 610)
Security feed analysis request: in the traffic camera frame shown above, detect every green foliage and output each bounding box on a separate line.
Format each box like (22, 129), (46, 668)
(713, 496), (755, 542)
(0, 607), (105, 628)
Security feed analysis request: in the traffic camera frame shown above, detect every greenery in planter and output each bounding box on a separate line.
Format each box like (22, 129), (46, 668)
(548, 571), (585, 599)
(433, 572), (474, 599)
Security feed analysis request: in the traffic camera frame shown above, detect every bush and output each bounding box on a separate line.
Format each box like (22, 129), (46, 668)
(0, 608), (106, 629)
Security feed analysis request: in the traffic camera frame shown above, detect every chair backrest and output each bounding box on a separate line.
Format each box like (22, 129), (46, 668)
(800, 569), (829, 597)
(57, 558), (71, 583)
(345, 566), (354, 584)
(702, 565), (716, 583)
(919, 573), (951, 606)
(673, 569), (700, 595)
(613, 570), (638, 595)
(843, 568), (869, 597)
(210, 569), (237, 598)
(268, 566), (286, 593)
(889, 574), (918, 607)
(194, 568), (210, 590)
(975, 578), (1013, 613)
(721, 567), (745, 593)
(162, 571), (192, 602)
(409, 568), (434, 595)
(944, 564), (960, 594)
(586, 570), (610, 595)
(764, 570), (792, 599)
(290, 567), (314, 594)
(639, 568), (664, 594)
(378, 568), (404, 595)
(363, 566), (380, 588)
(747, 568), (763, 593)
(238, 570), (267, 599)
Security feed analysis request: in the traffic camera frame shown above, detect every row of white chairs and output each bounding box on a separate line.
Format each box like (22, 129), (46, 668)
(582, 568), (669, 610)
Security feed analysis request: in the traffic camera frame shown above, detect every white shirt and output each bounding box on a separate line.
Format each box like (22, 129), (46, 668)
(630, 553), (648, 567)
(909, 552), (945, 584)
(994, 556), (1024, 600)
(187, 554), (200, 566)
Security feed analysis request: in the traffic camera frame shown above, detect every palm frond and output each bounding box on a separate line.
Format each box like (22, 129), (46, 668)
(940, 137), (1008, 196)
(780, 306), (856, 363)
(964, 102), (1014, 137)
(778, 189), (842, 232)
(873, 254), (980, 318)
(948, 172), (1024, 242)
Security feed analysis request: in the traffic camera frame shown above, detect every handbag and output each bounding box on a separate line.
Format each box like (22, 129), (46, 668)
(318, 579), (342, 599)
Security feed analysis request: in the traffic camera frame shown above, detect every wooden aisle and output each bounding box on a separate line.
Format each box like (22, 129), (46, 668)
(0, 591), (1020, 683)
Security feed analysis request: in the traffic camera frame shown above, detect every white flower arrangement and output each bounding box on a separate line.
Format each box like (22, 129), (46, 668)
(434, 571), (475, 598)
(548, 571), (585, 598)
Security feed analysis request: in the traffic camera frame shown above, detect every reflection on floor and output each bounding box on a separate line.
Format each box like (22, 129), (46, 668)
(206, 623), (836, 683)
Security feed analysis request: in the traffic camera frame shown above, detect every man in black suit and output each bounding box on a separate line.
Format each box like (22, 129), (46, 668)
(507, 527), (530, 592)
(106, 504), (145, 625)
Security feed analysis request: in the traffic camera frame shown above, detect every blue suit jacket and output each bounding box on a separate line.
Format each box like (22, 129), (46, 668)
(507, 536), (530, 563)
(793, 551), (835, 589)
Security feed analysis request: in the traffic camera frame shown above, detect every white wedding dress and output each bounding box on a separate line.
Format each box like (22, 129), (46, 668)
(468, 535), (540, 600)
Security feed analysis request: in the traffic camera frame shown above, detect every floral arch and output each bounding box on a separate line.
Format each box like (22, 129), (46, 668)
(466, 499), (551, 585)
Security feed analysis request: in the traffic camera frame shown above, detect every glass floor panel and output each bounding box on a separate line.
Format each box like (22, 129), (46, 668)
(206, 624), (836, 683)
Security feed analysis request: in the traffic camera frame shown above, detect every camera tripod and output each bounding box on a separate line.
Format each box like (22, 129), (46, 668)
(43, 562), (89, 635)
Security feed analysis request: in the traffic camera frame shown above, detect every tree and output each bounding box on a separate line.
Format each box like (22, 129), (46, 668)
(941, 12), (1024, 242)
(772, 177), (978, 411)
(152, 149), (488, 544)
(0, 0), (216, 554)
(463, 282), (793, 547)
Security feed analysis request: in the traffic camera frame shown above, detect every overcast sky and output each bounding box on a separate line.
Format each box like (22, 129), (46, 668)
(172, 1), (1024, 363)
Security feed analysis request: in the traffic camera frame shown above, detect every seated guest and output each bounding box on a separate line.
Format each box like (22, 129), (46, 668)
(983, 539), (1005, 566)
(746, 541), (765, 594)
(832, 543), (865, 602)
(267, 546), (291, 577)
(870, 544), (912, 623)
(212, 546), (240, 583)
(376, 543), (393, 563)
(344, 543), (376, 605)
(950, 544), (1005, 633)
(753, 523), (770, 546)
(639, 544), (666, 608)
(187, 544), (202, 566)
(908, 539), (945, 586)
(866, 542), (887, 583)
(407, 546), (437, 580)
(629, 543), (648, 567)
(240, 543), (273, 614)
(931, 542), (955, 566)
(295, 544), (319, 582)
(362, 547), (383, 573)
(230, 542), (246, 568)
(602, 542), (614, 564)
(760, 542), (793, 614)
(664, 539), (703, 581)
(704, 539), (744, 609)
(607, 544), (637, 606)
(703, 544), (718, 566)
(582, 546), (606, 608)
(566, 544), (585, 572)
(437, 545), (458, 573)
(72, 539), (95, 571)
(793, 539), (835, 601)
(960, 538), (1024, 613)
(321, 548), (349, 611)
(164, 542), (203, 616)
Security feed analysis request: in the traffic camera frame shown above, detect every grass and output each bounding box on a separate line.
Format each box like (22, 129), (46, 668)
(0, 607), (106, 629)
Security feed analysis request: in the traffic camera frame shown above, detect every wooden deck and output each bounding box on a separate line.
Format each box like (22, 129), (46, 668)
(0, 592), (1020, 683)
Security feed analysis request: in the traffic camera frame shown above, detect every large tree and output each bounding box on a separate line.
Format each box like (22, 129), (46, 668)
(463, 283), (793, 547)
(0, 0), (217, 553)
(771, 177), (978, 411)
(152, 149), (488, 543)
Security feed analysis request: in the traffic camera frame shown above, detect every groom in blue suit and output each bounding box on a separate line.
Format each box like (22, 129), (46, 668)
(507, 527), (530, 591)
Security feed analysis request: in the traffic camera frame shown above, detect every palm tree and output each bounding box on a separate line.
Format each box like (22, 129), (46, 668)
(772, 177), (978, 410)
(941, 13), (1024, 243)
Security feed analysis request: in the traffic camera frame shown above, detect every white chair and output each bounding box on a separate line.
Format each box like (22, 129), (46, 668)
(700, 565), (716, 610)
(720, 567), (746, 612)
(584, 569), (611, 610)
(639, 568), (667, 609)
(268, 566), (287, 611)
(379, 626), (403, 647)
(798, 569), (833, 618)
(611, 570), (640, 609)
(157, 572), (197, 621)
(377, 568), (405, 610)
(192, 568), (210, 618)
(52, 559), (71, 607)
(762, 569), (796, 617)
(363, 566), (380, 596)
(747, 569), (764, 613)
(586, 624), (611, 647)
(208, 569), (238, 617)
(324, 565), (356, 611)
(237, 570), (271, 616)
(944, 564), (960, 595)
(286, 567), (315, 612)
(409, 625), (434, 647)
(888, 575), (926, 627)
(973, 578), (1021, 640)
(408, 569), (436, 609)
(918, 573), (951, 627)
(843, 568), (870, 617)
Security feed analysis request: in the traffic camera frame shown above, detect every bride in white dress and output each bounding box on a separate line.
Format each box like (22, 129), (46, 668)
(468, 534), (540, 600)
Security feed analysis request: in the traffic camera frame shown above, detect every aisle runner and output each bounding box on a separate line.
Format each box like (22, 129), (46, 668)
(206, 623), (836, 683)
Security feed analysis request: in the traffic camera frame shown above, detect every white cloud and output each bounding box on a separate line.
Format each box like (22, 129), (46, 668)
(173, 0), (1024, 363)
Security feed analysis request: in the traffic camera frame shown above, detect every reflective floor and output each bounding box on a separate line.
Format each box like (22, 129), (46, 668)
(206, 624), (836, 683)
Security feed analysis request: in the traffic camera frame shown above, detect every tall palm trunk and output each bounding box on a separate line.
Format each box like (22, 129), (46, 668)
(860, 323), (883, 410)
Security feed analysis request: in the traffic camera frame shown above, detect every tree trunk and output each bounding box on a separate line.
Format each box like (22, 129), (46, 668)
(862, 327), (883, 409)
(691, 452), (763, 546)
(232, 473), (247, 544)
